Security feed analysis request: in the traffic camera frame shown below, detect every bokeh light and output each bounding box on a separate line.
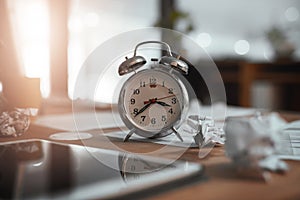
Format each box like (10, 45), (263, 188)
(234, 40), (250, 55)
(285, 7), (299, 22)
(197, 32), (212, 48)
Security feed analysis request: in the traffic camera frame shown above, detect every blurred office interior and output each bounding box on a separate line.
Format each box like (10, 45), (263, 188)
(1, 0), (300, 112)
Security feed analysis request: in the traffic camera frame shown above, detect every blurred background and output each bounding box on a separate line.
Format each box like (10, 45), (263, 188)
(1, 0), (300, 113)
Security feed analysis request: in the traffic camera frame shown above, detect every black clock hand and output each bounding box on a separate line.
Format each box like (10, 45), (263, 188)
(134, 102), (152, 117)
(156, 101), (171, 107)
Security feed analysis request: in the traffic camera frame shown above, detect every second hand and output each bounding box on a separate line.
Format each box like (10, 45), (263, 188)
(144, 94), (176, 104)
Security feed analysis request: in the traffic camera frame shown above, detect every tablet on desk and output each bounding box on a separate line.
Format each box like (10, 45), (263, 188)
(0, 139), (203, 199)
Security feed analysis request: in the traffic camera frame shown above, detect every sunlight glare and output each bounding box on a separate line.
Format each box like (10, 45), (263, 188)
(10, 0), (50, 97)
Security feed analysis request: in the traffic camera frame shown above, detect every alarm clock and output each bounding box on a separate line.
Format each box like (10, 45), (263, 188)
(118, 154), (165, 182)
(118, 41), (189, 142)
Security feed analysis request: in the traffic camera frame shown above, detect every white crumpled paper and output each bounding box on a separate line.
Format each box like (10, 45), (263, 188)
(0, 93), (38, 137)
(0, 108), (37, 137)
(187, 115), (225, 145)
(224, 113), (288, 181)
(185, 115), (225, 158)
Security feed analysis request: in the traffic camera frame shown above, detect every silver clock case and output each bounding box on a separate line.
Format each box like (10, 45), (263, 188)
(118, 64), (189, 139)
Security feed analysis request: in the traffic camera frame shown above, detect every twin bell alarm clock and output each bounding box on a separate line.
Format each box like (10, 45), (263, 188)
(118, 41), (189, 142)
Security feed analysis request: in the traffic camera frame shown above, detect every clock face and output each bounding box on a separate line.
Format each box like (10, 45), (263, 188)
(119, 68), (185, 135)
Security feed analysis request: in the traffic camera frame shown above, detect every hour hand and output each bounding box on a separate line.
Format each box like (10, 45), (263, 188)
(156, 101), (171, 107)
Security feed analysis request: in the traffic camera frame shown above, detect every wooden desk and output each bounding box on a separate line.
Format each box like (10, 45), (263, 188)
(1, 111), (300, 200)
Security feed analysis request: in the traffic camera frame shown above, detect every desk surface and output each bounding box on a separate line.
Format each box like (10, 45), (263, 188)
(1, 111), (300, 200)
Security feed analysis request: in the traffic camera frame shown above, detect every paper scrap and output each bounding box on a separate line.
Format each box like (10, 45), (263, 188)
(276, 120), (300, 160)
(104, 131), (198, 148)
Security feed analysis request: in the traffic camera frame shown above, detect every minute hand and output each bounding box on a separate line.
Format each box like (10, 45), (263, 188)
(134, 103), (152, 117)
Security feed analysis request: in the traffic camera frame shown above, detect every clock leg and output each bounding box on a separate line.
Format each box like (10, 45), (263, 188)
(172, 127), (183, 142)
(123, 129), (135, 142)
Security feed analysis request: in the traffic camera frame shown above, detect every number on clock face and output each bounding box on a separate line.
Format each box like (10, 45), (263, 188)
(123, 70), (183, 133)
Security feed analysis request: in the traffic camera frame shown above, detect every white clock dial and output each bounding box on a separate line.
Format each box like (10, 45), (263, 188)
(120, 68), (184, 134)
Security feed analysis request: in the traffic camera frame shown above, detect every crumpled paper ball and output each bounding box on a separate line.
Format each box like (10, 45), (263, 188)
(187, 115), (225, 146)
(224, 113), (288, 180)
(0, 109), (37, 137)
(186, 115), (225, 158)
(0, 93), (37, 137)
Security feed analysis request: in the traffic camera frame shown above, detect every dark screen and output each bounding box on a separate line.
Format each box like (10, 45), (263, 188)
(0, 140), (184, 199)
